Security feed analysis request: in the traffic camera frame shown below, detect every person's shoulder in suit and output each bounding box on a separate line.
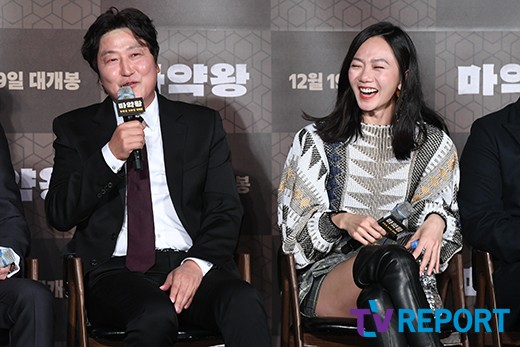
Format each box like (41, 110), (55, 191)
(53, 100), (105, 125)
(159, 95), (219, 120)
(472, 97), (520, 131)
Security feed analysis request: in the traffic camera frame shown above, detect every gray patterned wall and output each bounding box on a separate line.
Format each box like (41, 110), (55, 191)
(1, 0), (519, 344)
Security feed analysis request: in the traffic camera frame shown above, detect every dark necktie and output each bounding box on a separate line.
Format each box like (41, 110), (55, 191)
(126, 146), (155, 272)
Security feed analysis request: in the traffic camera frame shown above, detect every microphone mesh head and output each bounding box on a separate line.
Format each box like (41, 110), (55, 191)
(117, 86), (134, 100)
(392, 201), (413, 221)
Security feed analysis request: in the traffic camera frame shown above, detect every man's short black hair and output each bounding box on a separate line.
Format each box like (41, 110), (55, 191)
(81, 7), (159, 76)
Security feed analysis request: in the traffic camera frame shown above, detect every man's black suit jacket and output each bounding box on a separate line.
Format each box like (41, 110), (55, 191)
(0, 122), (29, 275)
(45, 94), (243, 274)
(459, 97), (520, 266)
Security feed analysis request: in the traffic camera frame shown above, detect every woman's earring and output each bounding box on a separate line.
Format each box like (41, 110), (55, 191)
(396, 89), (401, 98)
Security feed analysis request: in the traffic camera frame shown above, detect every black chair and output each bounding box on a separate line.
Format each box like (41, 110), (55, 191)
(280, 251), (469, 347)
(472, 248), (520, 347)
(65, 253), (251, 347)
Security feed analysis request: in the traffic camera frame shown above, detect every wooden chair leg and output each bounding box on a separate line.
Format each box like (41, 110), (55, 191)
(73, 257), (89, 347)
(286, 254), (305, 347)
(475, 255), (486, 347)
(280, 265), (290, 347)
(67, 274), (77, 347)
(66, 255), (89, 347)
(483, 252), (501, 347)
(474, 249), (503, 347)
(452, 253), (470, 347)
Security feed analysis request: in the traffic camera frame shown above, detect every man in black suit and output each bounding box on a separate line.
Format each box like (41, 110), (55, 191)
(459, 97), (520, 331)
(45, 7), (270, 346)
(0, 122), (54, 346)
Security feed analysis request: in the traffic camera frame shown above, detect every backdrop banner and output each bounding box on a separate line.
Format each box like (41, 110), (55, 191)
(1, 0), (519, 344)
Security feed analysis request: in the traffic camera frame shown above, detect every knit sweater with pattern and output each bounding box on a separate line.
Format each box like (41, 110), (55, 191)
(278, 122), (462, 304)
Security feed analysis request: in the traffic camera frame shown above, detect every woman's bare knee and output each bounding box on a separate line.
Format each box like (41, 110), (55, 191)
(315, 257), (361, 317)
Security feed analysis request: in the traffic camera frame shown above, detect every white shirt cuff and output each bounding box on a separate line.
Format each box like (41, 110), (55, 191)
(182, 257), (214, 276)
(102, 143), (125, 173)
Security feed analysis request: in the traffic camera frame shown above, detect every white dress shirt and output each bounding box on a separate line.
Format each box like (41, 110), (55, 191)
(102, 93), (213, 275)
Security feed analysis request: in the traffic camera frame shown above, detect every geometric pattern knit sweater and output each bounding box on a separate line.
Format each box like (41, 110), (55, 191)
(326, 123), (410, 219)
(278, 122), (463, 304)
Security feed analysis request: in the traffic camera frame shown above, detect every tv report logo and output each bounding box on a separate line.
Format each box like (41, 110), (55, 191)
(351, 300), (509, 337)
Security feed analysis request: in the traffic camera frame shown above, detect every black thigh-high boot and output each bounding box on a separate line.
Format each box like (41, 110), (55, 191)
(353, 244), (442, 347)
(357, 283), (408, 347)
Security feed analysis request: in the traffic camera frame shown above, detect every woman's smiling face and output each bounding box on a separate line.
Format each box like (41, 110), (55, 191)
(348, 35), (402, 124)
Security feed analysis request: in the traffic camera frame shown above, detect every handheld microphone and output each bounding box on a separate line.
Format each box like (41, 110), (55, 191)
(341, 201), (413, 253)
(116, 86), (146, 171)
(377, 201), (413, 240)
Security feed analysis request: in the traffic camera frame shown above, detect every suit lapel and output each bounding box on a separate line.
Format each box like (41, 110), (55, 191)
(157, 95), (188, 223)
(92, 97), (118, 150)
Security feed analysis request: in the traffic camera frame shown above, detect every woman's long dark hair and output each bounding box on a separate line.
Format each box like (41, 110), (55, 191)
(305, 22), (447, 160)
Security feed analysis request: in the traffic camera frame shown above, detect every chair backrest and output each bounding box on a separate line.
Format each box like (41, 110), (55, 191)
(237, 252), (251, 284)
(26, 258), (38, 280)
(65, 253), (252, 347)
(471, 248), (520, 347)
(436, 252), (470, 347)
(280, 250), (469, 347)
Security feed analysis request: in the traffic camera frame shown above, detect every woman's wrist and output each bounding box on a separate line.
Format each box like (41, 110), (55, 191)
(424, 212), (446, 232)
(330, 211), (343, 228)
(320, 212), (344, 238)
(330, 211), (355, 231)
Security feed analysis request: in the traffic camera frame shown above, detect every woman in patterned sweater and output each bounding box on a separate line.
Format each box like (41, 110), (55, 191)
(278, 22), (462, 346)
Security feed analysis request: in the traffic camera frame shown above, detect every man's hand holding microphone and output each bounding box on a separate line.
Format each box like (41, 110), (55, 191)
(108, 86), (146, 166)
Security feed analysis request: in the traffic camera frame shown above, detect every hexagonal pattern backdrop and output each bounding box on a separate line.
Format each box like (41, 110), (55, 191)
(1, 0), (520, 345)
